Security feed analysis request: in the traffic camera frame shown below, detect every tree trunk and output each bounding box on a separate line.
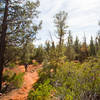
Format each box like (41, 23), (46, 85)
(59, 34), (63, 53)
(0, 0), (8, 91)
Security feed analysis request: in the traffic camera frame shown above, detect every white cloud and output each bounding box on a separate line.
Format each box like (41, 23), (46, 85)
(34, 0), (100, 46)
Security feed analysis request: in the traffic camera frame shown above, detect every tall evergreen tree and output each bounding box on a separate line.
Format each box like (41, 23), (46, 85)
(0, 0), (9, 91)
(0, 0), (41, 91)
(89, 36), (96, 56)
(21, 41), (35, 64)
(54, 11), (68, 59)
(80, 35), (88, 61)
(54, 11), (68, 48)
(95, 37), (98, 56)
(33, 45), (44, 63)
(66, 31), (75, 61)
(97, 22), (100, 56)
(45, 41), (50, 54)
(74, 36), (80, 60)
(67, 30), (73, 46)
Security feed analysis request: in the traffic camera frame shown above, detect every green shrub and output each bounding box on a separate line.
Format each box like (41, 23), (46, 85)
(52, 61), (100, 99)
(3, 70), (15, 82)
(5, 63), (16, 69)
(3, 70), (24, 88)
(28, 79), (54, 100)
(33, 61), (39, 66)
(11, 72), (24, 88)
(33, 46), (45, 63)
(28, 58), (100, 100)
(64, 95), (73, 100)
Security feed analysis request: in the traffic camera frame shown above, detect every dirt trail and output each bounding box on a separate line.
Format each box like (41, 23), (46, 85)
(0, 65), (42, 100)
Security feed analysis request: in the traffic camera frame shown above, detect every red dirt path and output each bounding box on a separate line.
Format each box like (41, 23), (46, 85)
(0, 65), (42, 100)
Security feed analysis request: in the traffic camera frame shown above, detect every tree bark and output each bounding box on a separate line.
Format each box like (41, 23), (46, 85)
(0, 0), (8, 91)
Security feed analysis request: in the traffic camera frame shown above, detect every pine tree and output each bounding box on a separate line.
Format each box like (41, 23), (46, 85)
(80, 35), (88, 61)
(54, 11), (68, 48)
(95, 37), (98, 56)
(53, 11), (68, 60)
(21, 41), (35, 64)
(0, 0), (41, 91)
(0, 0), (9, 91)
(34, 45), (44, 63)
(97, 22), (100, 56)
(45, 41), (50, 54)
(66, 31), (75, 61)
(89, 36), (96, 56)
(74, 36), (80, 60)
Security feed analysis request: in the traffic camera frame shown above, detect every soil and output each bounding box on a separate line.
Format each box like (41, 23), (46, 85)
(0, 64), (42, 100)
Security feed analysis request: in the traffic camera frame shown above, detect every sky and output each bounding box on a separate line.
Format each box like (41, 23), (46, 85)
(34, 0), (100, 46)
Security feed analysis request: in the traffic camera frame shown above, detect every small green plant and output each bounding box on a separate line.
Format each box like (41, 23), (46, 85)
(33, 61), (39, 66)
(28, 79), (54, 100)
(5, 63), (16, 69)
(3, 70), (15, 82)
(64, 95), (73, 100)
(11, 72), (24, 88)
(3, 70), (24, 88)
